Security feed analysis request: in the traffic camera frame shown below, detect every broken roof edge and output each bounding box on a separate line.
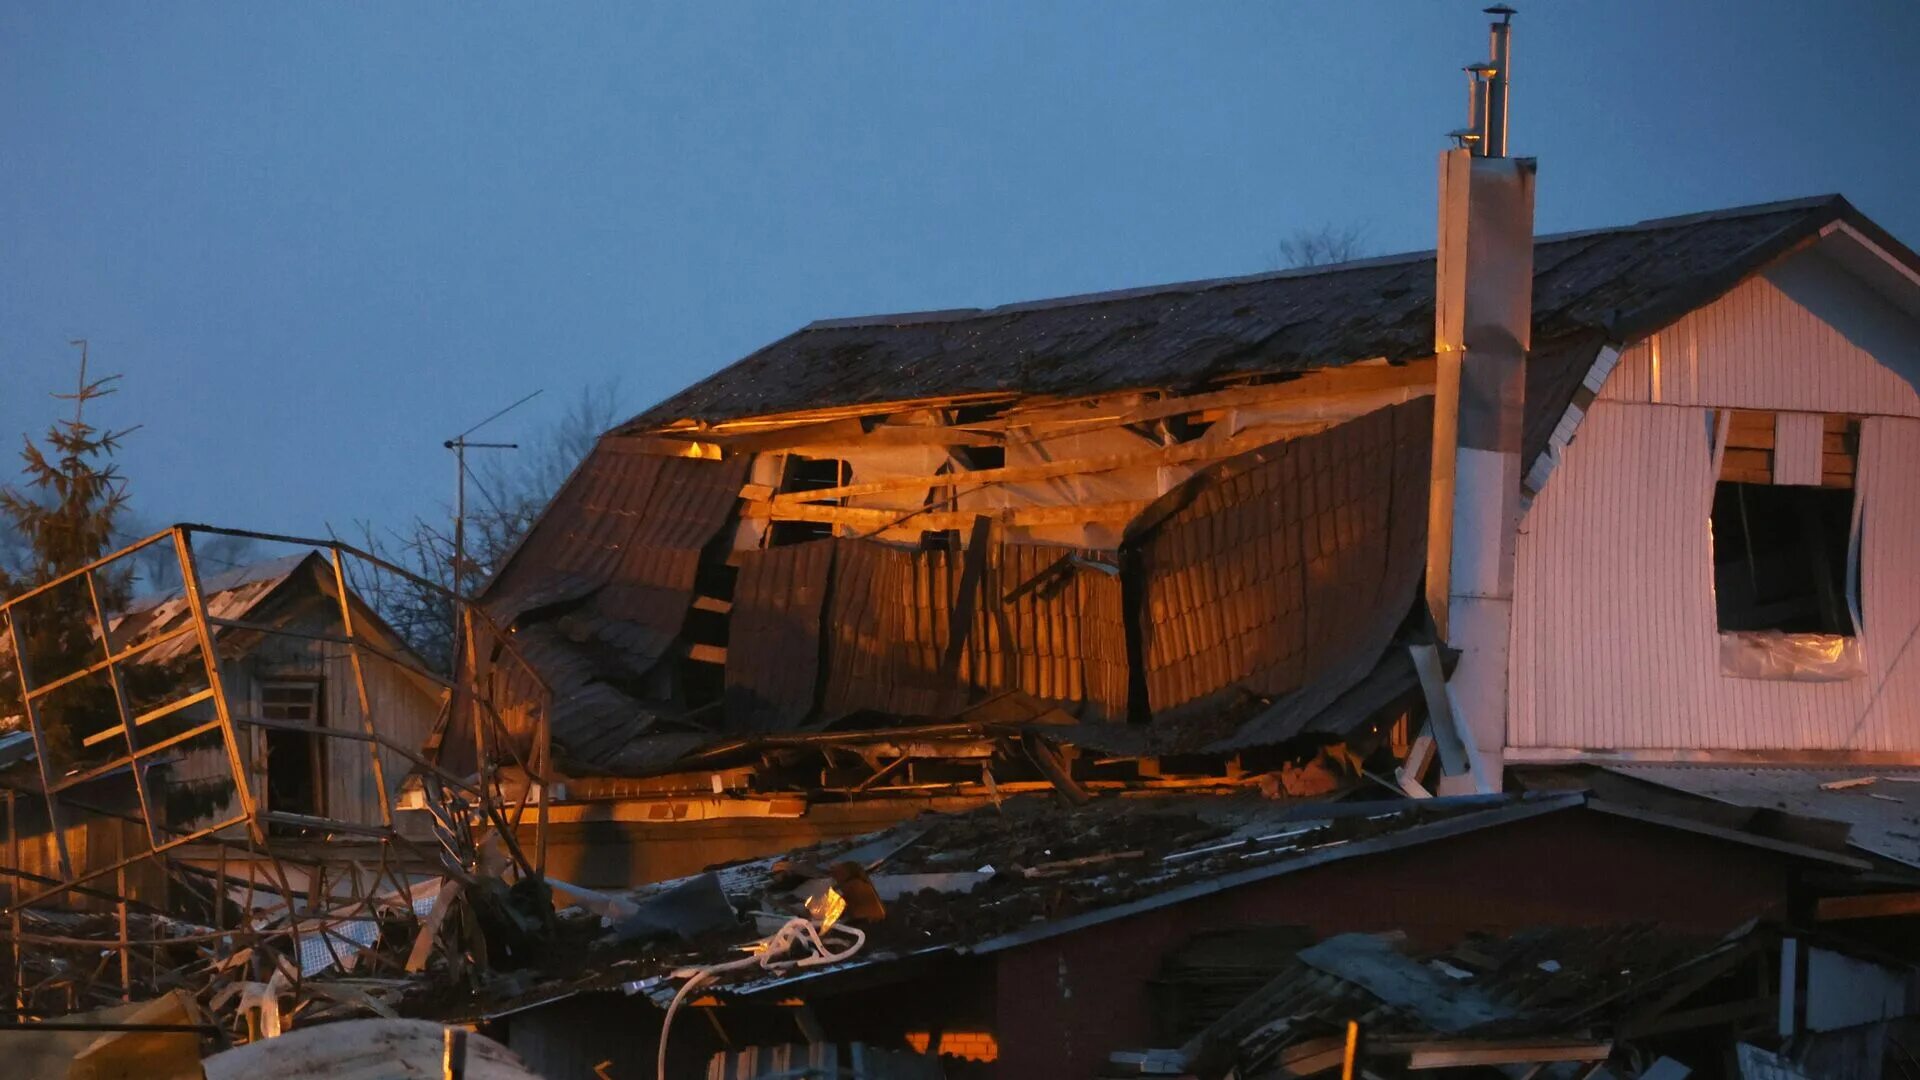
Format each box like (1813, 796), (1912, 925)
(705, 793), (1590, 1002)
(718, 784), (1889, 999)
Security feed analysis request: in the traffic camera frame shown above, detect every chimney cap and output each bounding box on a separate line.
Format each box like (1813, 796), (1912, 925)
(1465, 61), (1498, 75)
(1484, 4), (1516, 18)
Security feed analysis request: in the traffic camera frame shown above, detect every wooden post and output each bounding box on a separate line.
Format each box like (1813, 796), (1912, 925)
(5, 609), (75, 881)
(7, 789), (20, 1015)
(85, 568), (164, 854)
(115, 862), (129, 1000)
(327, 547), (392, 828)
(172, 528), (261, 840)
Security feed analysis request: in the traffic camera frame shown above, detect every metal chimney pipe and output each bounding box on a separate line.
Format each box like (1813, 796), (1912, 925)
(1466, 63), (1496, 155)
(1430, 3), (1533, 794)
(1484, 5), (1515, 157)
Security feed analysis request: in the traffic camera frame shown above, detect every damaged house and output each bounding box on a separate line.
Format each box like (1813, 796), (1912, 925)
(0, 551), (445, 904)
(6, 11), (1920, 1080)
(446, 15), (1920, 1079)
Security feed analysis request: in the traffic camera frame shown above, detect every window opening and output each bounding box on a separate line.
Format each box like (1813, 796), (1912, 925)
(261, 680), (325, 825)
(1710, 411), (1860, 636)
(770, 455), (848, 546)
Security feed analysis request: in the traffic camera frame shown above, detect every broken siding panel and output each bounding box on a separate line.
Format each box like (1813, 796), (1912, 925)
(724, 540), (834, 733)
(1510, 404), (1920, 751)
(1509, 403), (1719, 750)
(1844, 417), (1920, 747)
(1773, 412), (1825, 485)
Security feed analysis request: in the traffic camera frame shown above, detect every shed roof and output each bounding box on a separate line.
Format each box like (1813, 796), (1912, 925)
(1605, 764), (1920, 870)
(628, 195), (1887, 430)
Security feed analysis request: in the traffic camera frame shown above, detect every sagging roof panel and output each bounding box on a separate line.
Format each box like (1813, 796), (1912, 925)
(483, 446), (746, 771)
(817, 538), (1129, 723)
(1130, 398), (1432, 745)
(628, 197), (1857, 429)
(725, 539), (834, 734)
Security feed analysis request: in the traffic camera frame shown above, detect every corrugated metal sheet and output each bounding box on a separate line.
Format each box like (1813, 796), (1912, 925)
(629, 197), (1858, 428)
(816, 538), (1129, 722)
(725, 539), (833, 733)
(1607, 765), (1920, 868)
(481, 446), (746, 771)
(1510, 400), (1920, 751)
(1132, 399), (1430, 745)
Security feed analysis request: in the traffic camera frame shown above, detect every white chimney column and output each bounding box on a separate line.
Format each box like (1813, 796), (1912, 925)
(1428, 7), (1533, 794)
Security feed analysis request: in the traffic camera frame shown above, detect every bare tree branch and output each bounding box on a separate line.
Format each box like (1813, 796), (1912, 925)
(1269, 223), (1371, 270)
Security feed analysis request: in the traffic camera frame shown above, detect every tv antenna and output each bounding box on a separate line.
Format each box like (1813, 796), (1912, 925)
(444, 388), (543, 603)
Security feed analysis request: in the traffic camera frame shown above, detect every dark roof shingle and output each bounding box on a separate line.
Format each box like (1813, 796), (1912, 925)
(628, 196), (1859, 429)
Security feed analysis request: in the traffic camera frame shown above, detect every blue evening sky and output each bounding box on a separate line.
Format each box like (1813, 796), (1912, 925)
(3, 2), (1915, 540)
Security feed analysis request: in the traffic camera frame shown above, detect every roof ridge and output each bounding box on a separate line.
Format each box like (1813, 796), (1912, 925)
(792, 195), (1847, 334)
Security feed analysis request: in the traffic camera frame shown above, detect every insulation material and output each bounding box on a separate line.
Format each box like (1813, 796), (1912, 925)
(1772, 412), (1825, 485)
(725, 539), (834, 732)
(1130, 398), (1432, 744)
(1718, 631), (1865, 682)
(817, 537), (1129, 722)
(816, 441), (967, 513)
(954, 421), (1170, 548)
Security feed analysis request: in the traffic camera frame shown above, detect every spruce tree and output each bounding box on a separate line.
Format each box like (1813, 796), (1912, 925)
(0, 343), (136, 765)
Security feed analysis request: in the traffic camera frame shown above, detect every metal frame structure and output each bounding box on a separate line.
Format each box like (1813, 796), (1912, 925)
(0, 524), (550, 1030)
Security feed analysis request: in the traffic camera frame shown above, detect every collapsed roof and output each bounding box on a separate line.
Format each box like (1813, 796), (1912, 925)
(483, 195), (1897, 777)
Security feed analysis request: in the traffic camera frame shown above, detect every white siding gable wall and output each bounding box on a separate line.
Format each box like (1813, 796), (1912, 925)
(1510, 250), (1920, 753)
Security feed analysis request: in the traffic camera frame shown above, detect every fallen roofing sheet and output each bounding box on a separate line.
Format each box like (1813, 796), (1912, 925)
(479, 447), (748, 772)
(1181, 923), (1741, 1079)
(1129, 397), (1430, 748)
(628, 196), (1865, 429)
(1607, 765), (1920, 869)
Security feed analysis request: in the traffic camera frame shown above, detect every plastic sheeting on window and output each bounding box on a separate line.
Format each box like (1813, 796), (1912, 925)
(1718, 630), (1865, 682)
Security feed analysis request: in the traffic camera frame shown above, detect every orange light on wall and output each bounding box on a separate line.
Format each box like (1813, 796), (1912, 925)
(903, 1031), (999, 1063)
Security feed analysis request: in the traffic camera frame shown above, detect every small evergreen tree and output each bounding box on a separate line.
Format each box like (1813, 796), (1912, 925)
(0, 344), (136, 764)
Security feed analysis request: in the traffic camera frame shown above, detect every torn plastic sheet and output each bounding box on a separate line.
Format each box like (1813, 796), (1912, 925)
(1718, 631), (1866, 682)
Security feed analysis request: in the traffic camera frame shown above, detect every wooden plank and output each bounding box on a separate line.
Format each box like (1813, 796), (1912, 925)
(1003, 357), (1434, 427)
(1719, 448), (1773, 478)
(690, 595), (733, 614)
(766, 420), (1336, 507)
(740, 499), (1152, 531)
(677, 417), (1003, 454)
(1816, 891), (1920, 921)
(1402, 1039), (1612, 1069)
(685, 644), (727, 665)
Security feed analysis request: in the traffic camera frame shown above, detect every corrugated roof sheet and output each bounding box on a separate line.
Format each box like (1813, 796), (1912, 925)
(627, 197), (1857, 429)
(1130, 398), (1431, 748)
(724, 539), (834, 733)
(482, 447), (747, 771)
(816, 537), (1129, 724)
(1606, 764), (1920, 869)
